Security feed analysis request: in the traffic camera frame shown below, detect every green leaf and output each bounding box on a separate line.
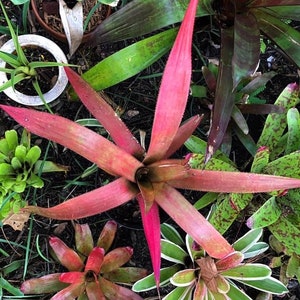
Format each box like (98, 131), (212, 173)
(5, 130), (18, 152)
(194, 192), (219, 210)
(0, 276), (23, 296)
(25, 146), (41, 166)
(246, 196), (281, 229)
(257, 83), (300, 158)
(267, 5), (300, 21)
(11, 157), (22, 170)
(227, 281), (252, 300)
(0, 139), (10, 156)
(161, 240), (188, 264)
(255, 8), (300, 68)
(268, 217), (300, 255)
(238, 277), (288, 295)
(188, 153), (237, 171)
(251, 146), (270, 173)
(221, 264), (271, 280)
(264, 151), (300, 178)
(14, 145), (27, 164)
(26, 173), (44, 188)
(243, 242), (269, 260)
(161, 223), (185, 246)
(0, 50), (21, 68)
(170, 269), (195, 287)
(286, 108), (300, 154)
(163, 286), (194, 300)
(88, 0), (213, 45)
(34, 160), (69, 174)
(132, 265), (181, 292)
(233, 228), (263, 253)
(209, 193), (253, 234)
(185, 135), (234, 165)
(69, 28), (178, 98)
(286, 253), (300, 279)
(0, 163), (14, 175)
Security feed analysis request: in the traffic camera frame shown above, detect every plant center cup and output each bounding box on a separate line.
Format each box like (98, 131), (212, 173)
(0, 34), (68, 106)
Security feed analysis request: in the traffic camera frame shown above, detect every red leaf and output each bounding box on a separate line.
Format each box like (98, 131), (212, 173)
(23, 177), (138, 219)
(49, 237), (84, 271)
(59, 272), (84, 284)
(0, 105), (143, 182)
(65, 67), (145, 159)
(155, 184), (233, 259)
(85, 247), (105, 274)
(168, 169), (300, 193)
(137, 195), (161, 288)
(145, 0), (199, 163)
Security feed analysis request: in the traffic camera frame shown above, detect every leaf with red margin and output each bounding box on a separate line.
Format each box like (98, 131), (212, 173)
(86, 281), (106, 300)
(0, 105), (143, 182)
(65, 67), (145, 159)
(23, 177), (138, 220)
(145, 0), (199, 163)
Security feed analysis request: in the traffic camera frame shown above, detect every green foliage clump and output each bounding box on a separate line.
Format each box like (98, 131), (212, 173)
(0, 129), (43, 219)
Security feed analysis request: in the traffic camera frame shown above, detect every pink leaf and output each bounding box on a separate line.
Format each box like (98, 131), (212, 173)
(23, 177), (138, 219)
(65, 67), (145, 159)
(216, 251), (244, 271)
(137, 194), (161, 288)
(155, 184), (233, 259)
(49, 237), (84, 271)
(51, 281), (85, 300)
(164, 115), (203, 159)
(145, 0), (199, 163)
(0, 105), (143, 182)
(85, 247), (105, 274)
(168, 169), (300, 193)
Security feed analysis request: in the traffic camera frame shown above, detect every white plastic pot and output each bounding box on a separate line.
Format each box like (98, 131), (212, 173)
(0, 34), (68, 106)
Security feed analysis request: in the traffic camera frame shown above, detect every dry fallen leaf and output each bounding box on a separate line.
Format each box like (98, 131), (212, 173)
(3, 210), (30, 231)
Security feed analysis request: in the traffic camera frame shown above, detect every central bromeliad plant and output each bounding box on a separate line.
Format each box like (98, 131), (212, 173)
(2, 0), (300, 287)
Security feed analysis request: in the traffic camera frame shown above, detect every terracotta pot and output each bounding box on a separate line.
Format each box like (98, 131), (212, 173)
(30, 0), (111, 44)
(0, 34), (68, 106)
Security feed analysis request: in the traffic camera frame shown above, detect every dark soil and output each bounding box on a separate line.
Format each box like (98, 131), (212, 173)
(0, 1), (299, 300)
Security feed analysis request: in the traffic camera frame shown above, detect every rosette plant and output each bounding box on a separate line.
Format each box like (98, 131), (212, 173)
(21, 221), (146, 299)
(2, 0), (300, 287)
(134, 224), (288, 299)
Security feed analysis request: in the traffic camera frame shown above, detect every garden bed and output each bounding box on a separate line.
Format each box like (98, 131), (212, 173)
(0, 1), (300, 299)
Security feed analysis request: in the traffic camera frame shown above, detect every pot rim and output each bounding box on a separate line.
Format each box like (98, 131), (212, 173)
(0, 34), (68, 106)
(30, 0), (111, 43)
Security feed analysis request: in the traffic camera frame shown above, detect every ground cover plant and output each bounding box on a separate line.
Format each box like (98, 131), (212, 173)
(0, 0), (300, 299)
